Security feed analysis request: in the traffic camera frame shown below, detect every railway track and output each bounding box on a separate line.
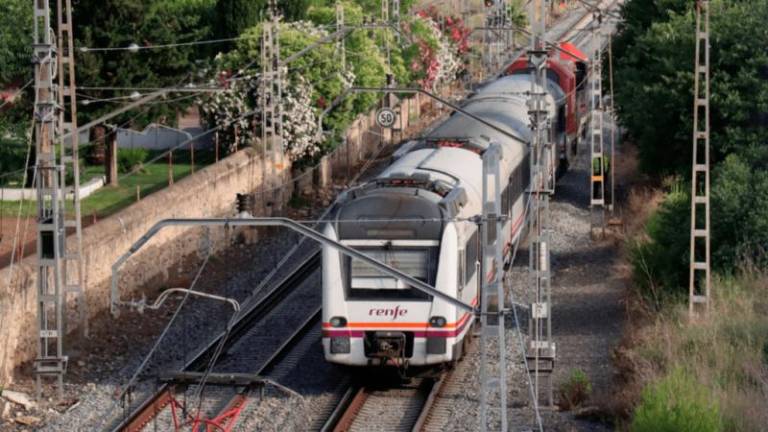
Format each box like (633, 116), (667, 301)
(107, 4), (615, 431)
(111, 250), (321, 432)
(321, 372), (449, 432)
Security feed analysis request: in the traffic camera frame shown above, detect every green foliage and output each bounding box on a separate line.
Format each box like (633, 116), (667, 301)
(0, 114), (30, 185)
(630, 154), (768, 307)
(279, 0), (320, 20)
(117, 148), (149, 173)
(74, 0), (216, 127)
(0, 0), (40, 179)
(629, 183), (690, 306)
(612, 0), (768, 176)
(506, 0), (528, 28)
(711, 154), (768, 270)
(631, 368), (722, 432)
(0, 0), (32, 85)
(558, 368), (592, 410)
(619, 0), (768, 304)
(215, 0), (265, 39)
(218, 1), (395, 138)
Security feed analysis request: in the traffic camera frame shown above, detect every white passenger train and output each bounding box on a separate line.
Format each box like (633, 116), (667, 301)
(322, 75), (565, 367)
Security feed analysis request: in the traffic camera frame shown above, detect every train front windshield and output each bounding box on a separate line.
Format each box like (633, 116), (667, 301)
(345, 247), (438, 301)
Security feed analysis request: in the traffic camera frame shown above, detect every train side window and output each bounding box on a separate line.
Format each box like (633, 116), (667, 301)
(557, 105), (567, 133)
(501, 183), (510, 215)
(464, 230), (479, 285)
(458, 250), (465, 292)
(510, 164), (522, 200)
(522, 154), (531, 191)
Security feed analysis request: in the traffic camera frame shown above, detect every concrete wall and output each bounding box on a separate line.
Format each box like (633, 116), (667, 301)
(66, 123), (210, 151)
(117, 124), (211, 151)
(0, 176), (106, 201)
(0, 148), (291, 384)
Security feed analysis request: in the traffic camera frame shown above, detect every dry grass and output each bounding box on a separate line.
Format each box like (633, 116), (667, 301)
(614, 270), (768, 431)
(622, 187), (664, 240)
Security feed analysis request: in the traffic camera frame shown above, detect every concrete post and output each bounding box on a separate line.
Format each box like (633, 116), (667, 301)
(105, 132), (118, 186)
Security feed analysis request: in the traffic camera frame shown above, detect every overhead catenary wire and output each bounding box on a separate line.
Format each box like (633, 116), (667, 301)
(78, 36), (247, 53)
(76, 21), (357, 54)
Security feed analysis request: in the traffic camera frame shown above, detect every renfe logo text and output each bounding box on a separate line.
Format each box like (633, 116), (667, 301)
(368, 306), (407, 320)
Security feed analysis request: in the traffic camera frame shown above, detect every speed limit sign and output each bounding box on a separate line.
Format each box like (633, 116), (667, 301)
(376, 107), (397, 128)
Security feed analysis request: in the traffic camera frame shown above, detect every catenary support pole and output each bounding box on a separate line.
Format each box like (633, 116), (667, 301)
(479, 143), (508, 431)
(57, 0), (88, 338)
(526, 0), (556, 410)
(688, 0), (711, 315)
(588, 13), (606, 238)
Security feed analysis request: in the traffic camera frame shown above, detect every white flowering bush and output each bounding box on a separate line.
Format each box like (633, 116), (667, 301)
(198, 70), (257, 154)
(282, 74), (323, 161)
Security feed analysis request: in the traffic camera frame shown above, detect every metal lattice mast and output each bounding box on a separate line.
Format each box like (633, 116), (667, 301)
(380, 0), (392, 72)
(484, 2), (505, 73)
(689, 0), (711, 315)
(608, 34), (616, 214)
(381, 0), (389, 22)
(57, 0), (87, 337)
(32, 0), (65, 399)
(336, 3), (346, 71)
(526, 0), (555, 409)
(499, 0), (512, 56)
(588, 15), (606, 237)
(260, 1), (283, 158)
(392, 0), (401, 43)
(479, 143), (508, 432)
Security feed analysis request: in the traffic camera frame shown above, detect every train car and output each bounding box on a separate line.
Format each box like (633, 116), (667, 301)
(504, 41), (588, 157)
(322, 74), (562, 368)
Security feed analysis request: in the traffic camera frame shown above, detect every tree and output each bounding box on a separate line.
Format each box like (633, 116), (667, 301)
(74, 0), (217, 129)
(612, 0), (768, 176)
(0, 0), (34, 181)
(214, 0), (264, 39)
(710, 154), (768, 270)
(0, 0), (32, 86)
(618, 0), (768, 296)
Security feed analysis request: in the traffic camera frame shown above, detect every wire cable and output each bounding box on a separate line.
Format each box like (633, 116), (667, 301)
(78, 36), (246, 53)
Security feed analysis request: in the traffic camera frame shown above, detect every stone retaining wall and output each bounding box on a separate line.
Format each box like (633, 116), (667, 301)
(0, 149), (291, 384)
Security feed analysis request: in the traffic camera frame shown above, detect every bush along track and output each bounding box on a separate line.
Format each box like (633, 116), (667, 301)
(610, 0), (768, 429)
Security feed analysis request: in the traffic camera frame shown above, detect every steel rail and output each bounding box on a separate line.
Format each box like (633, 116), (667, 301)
(411, 372), (449, 432)
(329, 387), (370, 432)
(323, 376), (441, 432)
(186, 307), (323, 431)
(320, 386), (360, 432)
(110, 251), (321, 431)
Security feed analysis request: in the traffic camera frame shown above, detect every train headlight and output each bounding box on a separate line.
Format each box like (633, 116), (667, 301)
(429, 316), (447, 328)
(330, 337), (351, 354)
(329, 316), (347, 328)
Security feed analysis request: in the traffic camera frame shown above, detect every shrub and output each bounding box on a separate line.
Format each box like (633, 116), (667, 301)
(558, 368), (592, 410)
(628, 182), (690, 308)
(118, 148), (149, 173)
(631, 368), (721, 432)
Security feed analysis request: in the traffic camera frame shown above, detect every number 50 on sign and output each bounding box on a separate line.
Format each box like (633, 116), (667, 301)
(376, 108), (397, 128)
